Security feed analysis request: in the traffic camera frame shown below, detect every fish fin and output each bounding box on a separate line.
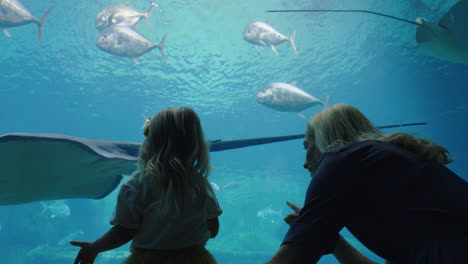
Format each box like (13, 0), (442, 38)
(39, 202), (47, 216)
(297, 112), (306, 119)
(416, 25), (435, 43)
(289, 31), (298, 56)
(403, 44), (417, 51)
(38, 6), (54, 43)
(145, 18), (152, 34)
(270, 45), (279, 55)
(255, 46), (263, 53)
(132, 57), (140, 65)
(290, 81), (297, 86)
(2, 29), (10, 38)
(321, 95), (330, 108)
(124, 0), (134, 6)
(156, 33), (168, 64)
(264, 20), (272, 25)
(144, 3), (157, 34)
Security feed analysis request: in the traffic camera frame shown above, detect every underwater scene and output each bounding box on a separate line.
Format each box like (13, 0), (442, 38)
(1, 0), (467, 263)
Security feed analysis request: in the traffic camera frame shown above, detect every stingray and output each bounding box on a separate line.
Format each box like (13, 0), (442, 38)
(0, 122), (426, 205)
(267, 0), (468, 64)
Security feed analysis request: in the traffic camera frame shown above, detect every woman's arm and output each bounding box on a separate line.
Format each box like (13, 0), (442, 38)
(71, 225), (137, 264)
(333, 235), (379, 264)
(266, 243), (321, 264)
(284, 201), (383, 264)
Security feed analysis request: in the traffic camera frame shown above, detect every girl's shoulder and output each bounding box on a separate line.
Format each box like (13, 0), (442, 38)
(121, 171), (150, 194)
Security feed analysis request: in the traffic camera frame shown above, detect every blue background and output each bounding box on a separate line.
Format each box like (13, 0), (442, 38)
(0, 0), (467, 263)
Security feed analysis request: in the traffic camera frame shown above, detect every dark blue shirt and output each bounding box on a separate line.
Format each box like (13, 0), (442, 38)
(283, 140), (468, 263)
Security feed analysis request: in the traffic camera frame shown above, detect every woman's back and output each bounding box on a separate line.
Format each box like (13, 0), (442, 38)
(332, 140), (468, 262)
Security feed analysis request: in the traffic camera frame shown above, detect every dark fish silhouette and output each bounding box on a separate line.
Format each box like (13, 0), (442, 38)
(0, 0), (53, 42)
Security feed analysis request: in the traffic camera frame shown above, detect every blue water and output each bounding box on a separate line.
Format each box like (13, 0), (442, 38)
(1, 0), (467, 263)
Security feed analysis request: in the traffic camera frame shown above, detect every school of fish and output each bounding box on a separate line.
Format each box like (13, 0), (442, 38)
(95, 0), (167, 64)
(0, 0), (331, 115)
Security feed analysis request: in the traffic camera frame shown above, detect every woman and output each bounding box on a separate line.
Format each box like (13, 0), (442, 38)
(267, 103), (467, 264)
(71, 107), (222, 264)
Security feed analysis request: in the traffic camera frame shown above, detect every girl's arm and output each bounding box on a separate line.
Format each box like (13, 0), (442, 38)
(71, 225), (137, 264)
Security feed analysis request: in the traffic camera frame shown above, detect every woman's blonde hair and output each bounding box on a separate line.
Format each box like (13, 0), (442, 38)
(308, 103), (453, 165)
(137, 107), (211, 216)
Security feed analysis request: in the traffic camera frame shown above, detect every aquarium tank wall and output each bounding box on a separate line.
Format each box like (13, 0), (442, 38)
(0, 0), (467, 263)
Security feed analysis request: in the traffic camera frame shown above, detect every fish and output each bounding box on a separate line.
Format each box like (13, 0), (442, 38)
(96, 25), (167, 64)
(210, 182), (220, 191)
(26, 244), (49, 257)
(40, 200), (71, 219)
(256, 205), (283, 224)
(222, 181), (241, 190)
(57, 229), (84, 246)
(96, 2), (157, 32)
(256, 81), (329, 116)
(267, 0), (468, 64)
(413, 0), (468, 64)
(243, 21), (298, 55)
(0, 0), (53, 42)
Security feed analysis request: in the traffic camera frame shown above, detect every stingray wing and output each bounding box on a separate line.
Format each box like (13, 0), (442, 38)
(416, 22), (436, 43)
(439, 0), (468, 50)
(0, 133), (139, 205)
(0, 132), (323, 205)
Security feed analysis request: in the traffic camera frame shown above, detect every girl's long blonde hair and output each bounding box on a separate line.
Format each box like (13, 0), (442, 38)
(308, 103), (453, 165)
(138, 107), (211, 216)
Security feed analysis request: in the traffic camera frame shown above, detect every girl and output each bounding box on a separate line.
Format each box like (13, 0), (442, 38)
(71, 107), (222, 264)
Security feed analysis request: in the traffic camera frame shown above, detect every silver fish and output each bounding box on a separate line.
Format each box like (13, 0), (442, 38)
(210, 182), (219, 191)
(40, 200), (71, 219)
(0, 0), (53, 42)
(57, 229), (84, 246)
(96, 2), (157, 32)
(256, 82), (329, 114)
(96, 25), (167, 64)
(243, 21), (297, 55)
(256, 205), (283, 224)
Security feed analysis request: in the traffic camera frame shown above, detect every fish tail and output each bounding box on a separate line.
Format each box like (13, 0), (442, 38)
(144, 3), (158, 34)
(297, 112), (306, 119)
(289, 31), (298, 56)
(321, 95), (330, 108)
(38, 6), (54, 43)
(156, 33), (168, 64)
(39, 202), (47, 216)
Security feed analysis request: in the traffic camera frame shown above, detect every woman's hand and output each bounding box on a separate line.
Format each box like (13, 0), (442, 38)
(70, 241), (100, 264)
(284, 200), (303, 225)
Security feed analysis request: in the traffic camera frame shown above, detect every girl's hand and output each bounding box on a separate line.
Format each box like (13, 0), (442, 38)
(70, 241), (100, 264)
